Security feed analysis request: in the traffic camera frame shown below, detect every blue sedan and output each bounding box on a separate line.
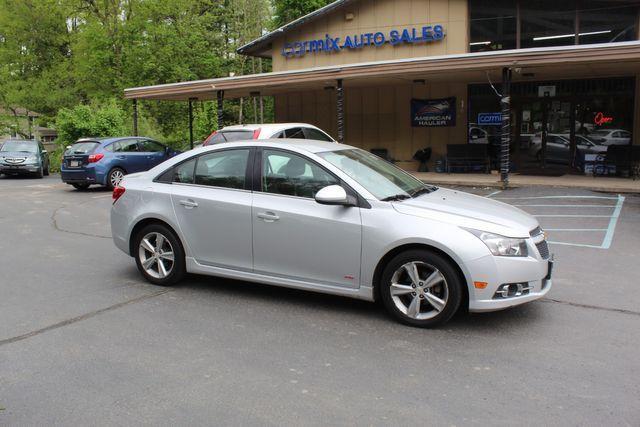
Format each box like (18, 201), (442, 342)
(61, 137), (179, 190)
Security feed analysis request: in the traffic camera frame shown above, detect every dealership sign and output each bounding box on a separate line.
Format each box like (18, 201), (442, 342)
(411, 97), (456, 127)
(281, 25), (445, 57)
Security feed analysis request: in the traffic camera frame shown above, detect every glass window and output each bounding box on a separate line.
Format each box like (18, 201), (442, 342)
(579, 1), (638, 45)
(262, 150), (339, 198)
(65, 142), (99, 155)
(469, 0), (517, 52)
(139, 139), (165, 152)
(521, 1), (577, 49)
(284, 128), (305, 139)
(114, 139), (140, 152)
(173, 159), (196, 184)
(303, 128), (334, 142)
(194, 149), (250, 189)
(318, 149), (427, 200)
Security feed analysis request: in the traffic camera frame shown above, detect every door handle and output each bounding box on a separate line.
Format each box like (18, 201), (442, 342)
(257, 212), (280, 222)
(179, 199), (198, 209)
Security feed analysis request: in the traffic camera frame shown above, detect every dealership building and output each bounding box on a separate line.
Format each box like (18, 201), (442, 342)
(125, 0), (640, 175)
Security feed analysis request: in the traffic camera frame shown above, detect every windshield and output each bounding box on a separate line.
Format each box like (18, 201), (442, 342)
(318, 148), (435, 200)
(0, 140), (38, 153)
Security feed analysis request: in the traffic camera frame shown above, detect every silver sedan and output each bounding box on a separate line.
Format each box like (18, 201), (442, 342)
(111, 139), (553, 327)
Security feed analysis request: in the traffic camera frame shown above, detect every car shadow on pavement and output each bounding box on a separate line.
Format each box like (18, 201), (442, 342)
(170, 273), (544, 332)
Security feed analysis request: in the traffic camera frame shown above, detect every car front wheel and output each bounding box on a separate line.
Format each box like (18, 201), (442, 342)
(380, 249), (462, 328)
(134, 224), (186, 286)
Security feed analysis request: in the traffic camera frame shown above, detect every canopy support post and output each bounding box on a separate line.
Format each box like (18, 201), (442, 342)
(217, 90), (225, 130)
(500, 68), (511, 189)
(337, 79), (344, 144)
(133, 99), (139, 137)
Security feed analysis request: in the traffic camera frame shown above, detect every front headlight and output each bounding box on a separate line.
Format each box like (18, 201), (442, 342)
(26, 155), (38, 164)
(466, 229), (528, 257)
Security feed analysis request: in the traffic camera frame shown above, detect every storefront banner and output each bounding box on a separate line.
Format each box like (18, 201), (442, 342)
(411, 97), (456, 127)
(282, 25), (445, 57)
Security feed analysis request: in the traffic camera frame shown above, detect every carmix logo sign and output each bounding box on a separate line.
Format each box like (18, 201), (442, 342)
(411, 97), (456, 127)
(281, 25), (445, 57)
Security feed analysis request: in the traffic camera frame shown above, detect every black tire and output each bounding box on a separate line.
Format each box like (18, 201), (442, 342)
(380, 249), (463, 328)
(72, 183), (90, 191)
(107, 167), (125, 190)
(35, 166), (44, 179)
(134, 223), (186, 286)
(43, 164), (50, 176)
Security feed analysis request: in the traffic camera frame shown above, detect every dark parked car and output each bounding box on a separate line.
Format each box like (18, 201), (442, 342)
(0, 139), (50, 178)
(61, 137), (179, 190)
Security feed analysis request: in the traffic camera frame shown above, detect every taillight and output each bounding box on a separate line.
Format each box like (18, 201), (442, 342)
(203, 131), (217, 146)
(112, 186), (126, 204)
(88, 153), (104, 163)
(252, 128), (262, 139)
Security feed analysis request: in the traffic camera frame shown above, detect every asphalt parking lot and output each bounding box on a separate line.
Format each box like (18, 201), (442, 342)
(1, 174), (639, 425)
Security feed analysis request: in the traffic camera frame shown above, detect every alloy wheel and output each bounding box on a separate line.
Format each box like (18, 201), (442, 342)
(389, 261), (449, 320)
(110, 169), (124, 187)
(138, 232), (175, 279)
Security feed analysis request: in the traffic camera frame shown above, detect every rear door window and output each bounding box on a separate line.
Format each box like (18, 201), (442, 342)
(303, 128), (333, 142)
(284, 128), (305, 139)
(114, 139), (141, 152)
(173, 159), (196, 184)
(194, 149), (251, 189)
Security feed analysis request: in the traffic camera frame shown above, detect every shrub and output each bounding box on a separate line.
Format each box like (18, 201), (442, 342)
(55, 99), (128, 148)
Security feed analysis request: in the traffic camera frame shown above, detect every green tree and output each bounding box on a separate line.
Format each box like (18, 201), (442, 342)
(272, 0), (332, 28)
(55, 99), (128, 147)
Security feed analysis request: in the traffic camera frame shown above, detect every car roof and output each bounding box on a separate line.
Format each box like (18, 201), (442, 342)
(76, 136), (146, 144)
(201, 138), (350, 154)
(220, 123), (324, 132)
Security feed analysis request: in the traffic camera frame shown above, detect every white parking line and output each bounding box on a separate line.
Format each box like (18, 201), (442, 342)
(493, 194), (625, 250)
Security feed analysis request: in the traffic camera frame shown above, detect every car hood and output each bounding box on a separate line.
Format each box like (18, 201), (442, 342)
(392, 188), (538, 238)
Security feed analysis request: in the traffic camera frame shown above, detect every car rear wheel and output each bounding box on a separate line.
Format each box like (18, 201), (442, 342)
(134, 224), (186, 286)
(107, 167), (125, 190)
(72, 183), (90, 191)
(380, 249), (462, 328)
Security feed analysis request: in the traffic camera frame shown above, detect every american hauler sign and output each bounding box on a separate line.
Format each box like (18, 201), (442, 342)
(411, 97), (457, 127)
(281, 25), (445, 57)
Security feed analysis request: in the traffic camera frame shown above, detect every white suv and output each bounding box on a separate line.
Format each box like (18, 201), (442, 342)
(203, 123), (336, 146)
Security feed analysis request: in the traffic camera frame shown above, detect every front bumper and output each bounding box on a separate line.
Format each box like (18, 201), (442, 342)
(0, 163), (40, 174)
(467, 254), (553, 313)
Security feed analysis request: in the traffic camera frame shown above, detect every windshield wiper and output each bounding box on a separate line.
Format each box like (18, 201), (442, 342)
(410, 186), (438, 198)
(381, 194), (411, 202)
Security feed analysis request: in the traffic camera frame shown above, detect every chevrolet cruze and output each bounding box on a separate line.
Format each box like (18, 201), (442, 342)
(111, 139), (553, 327)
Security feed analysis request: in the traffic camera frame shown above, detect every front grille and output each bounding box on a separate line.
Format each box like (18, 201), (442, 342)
(536, 240), (550, 259)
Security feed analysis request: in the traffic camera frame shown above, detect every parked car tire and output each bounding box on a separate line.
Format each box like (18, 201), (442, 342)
(72, 183), (90, 191)
(380, 249), (462, 328)
(43, 164), (49, 176)
(35, 166), (44, 179)
(107, 167), (125, 190)
(134, 223), (186, 286)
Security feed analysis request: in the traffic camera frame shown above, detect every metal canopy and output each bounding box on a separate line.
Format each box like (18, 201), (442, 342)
(124, 42), (640, 102)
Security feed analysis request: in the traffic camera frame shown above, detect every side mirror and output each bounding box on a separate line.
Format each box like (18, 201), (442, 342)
(315, 185), (356, 206)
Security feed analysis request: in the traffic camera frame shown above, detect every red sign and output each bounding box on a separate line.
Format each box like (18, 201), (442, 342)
(594, 112), (614, 126)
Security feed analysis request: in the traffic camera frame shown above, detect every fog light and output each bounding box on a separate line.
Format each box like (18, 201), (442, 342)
(474, 281), (488, 289)
(494, 283), (533, 299)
